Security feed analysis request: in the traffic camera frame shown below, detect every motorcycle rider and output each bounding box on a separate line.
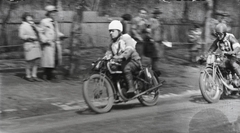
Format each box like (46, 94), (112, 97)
(105, 20), (141, 94)
(208, 23), (240, 83)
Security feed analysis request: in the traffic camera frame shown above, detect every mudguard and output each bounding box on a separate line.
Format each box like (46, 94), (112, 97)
(143, 67), (155, 84)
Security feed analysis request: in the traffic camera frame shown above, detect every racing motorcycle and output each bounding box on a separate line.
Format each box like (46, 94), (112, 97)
(83, 57), (164, 113)
(199, 52), (240, 103)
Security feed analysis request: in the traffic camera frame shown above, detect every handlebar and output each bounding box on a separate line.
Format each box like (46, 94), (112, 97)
(206, 52), (236, 58)
(198, 51), (236, 65)
(222, 52), (236, 57)
(101, 56), (122, 65)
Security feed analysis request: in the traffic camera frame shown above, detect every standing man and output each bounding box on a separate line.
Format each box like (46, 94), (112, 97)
(40, 5), (64, 82)
(187, 24), (203, 63)
(131, 8), (149, 57)
(147, 8), (165, 76)
(120, 14), (132, 35)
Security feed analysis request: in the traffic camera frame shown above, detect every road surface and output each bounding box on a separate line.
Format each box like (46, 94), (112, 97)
(1, 92), (239, 133)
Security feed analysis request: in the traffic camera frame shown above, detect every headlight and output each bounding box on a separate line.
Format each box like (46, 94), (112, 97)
(207, 55), (215, 64)
(216, 57), (221, 63)
(92, 60), (103, 71)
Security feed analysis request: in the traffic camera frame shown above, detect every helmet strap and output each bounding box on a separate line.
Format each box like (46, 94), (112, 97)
(217, 32), (226, 41)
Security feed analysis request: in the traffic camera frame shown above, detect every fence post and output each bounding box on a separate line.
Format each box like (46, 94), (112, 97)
(203, 0), (214, 53)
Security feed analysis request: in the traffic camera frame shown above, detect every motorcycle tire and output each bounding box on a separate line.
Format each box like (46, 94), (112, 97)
(83, 74), (114, 113)
(199, 68), (222, 103)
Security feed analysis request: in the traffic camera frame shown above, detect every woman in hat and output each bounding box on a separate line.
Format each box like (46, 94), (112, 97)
(19, 12), (43, 82)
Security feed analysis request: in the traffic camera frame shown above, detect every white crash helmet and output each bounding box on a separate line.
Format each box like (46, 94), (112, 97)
(215, 23), (227, 33)
(108, 20), (123, 32)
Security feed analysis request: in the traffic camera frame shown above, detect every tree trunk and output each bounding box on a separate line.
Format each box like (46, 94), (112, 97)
(55, 0), (63, 11)
(203, 0), (214, 53)
(1, 25), (8, 46)
(68, 3), (84, 76)
(53, 0), (58, 6)
(182, 1), (189, 23)
(93, 0), (100, 11)
(85, 0), (100, 11)
(0, 3), (15, 46)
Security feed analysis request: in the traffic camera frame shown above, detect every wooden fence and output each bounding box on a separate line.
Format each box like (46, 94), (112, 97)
(1, 21), (240, 49)
(0, 21), (72, 46)
(0, 22), (199, 46)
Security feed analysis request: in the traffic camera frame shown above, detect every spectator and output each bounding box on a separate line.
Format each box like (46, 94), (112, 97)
(40, 5), (65, 82)
(147, 7), (165, 75)
(131, 8), (149, 57)
(19, 12), (43, 82)
(121, 13), (132, 34)
(187, 24), (203, 63)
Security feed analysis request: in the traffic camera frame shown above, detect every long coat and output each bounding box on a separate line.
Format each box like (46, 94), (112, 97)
(148, 18), (162, 42)
(131, 16), (149, 41)
(19, 22), (41, 61)
(40, 18), (64, 68)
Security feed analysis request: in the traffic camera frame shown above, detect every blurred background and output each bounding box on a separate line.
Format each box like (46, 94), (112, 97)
(0, 0), (240, 76)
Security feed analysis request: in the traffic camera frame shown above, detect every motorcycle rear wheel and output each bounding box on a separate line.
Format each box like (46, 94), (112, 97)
(83, 74), (114, 113)
(199, 68), (222, 103)
(137, 76), (159, 106)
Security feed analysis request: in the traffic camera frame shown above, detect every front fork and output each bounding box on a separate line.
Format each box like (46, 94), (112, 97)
(203, 65), (221, 91)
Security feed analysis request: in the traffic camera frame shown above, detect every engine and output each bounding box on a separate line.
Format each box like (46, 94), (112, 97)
(232, 79), (240, 87)
(110, 64), (121, 72)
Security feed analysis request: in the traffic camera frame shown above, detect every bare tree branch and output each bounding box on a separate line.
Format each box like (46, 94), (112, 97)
(0, 0), (4, 14)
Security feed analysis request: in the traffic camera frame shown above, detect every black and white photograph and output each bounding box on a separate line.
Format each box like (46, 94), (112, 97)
(0, 0), (239, 132)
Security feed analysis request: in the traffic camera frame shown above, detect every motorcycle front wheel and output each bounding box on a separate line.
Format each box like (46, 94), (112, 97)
(83, 74), (114, 113)
(199, 68), (222, 103)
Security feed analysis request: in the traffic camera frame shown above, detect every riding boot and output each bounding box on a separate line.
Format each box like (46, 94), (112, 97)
(125, 73), (135, 94)
(232, 63), (240, 86)
(233, 67), (240, 78)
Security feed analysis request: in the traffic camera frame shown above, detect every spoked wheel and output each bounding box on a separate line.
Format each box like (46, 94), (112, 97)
(137, 76), (160, 106)
(199, 68), (223, 103)
(83, 74), (114, 113)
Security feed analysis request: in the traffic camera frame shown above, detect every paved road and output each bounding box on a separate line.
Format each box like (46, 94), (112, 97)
(1, 92), (239, 133)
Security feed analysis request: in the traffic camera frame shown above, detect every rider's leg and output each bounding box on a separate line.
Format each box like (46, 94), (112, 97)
(229, 58), (240, 77)
(123, 61), (140, 94)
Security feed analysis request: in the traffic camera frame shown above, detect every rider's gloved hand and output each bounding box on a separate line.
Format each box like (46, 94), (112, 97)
(223, 51), (235, 56)
(113, 58), (122, 62)
(198, 55), (206, 64)
(103, 55), (112, 60)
